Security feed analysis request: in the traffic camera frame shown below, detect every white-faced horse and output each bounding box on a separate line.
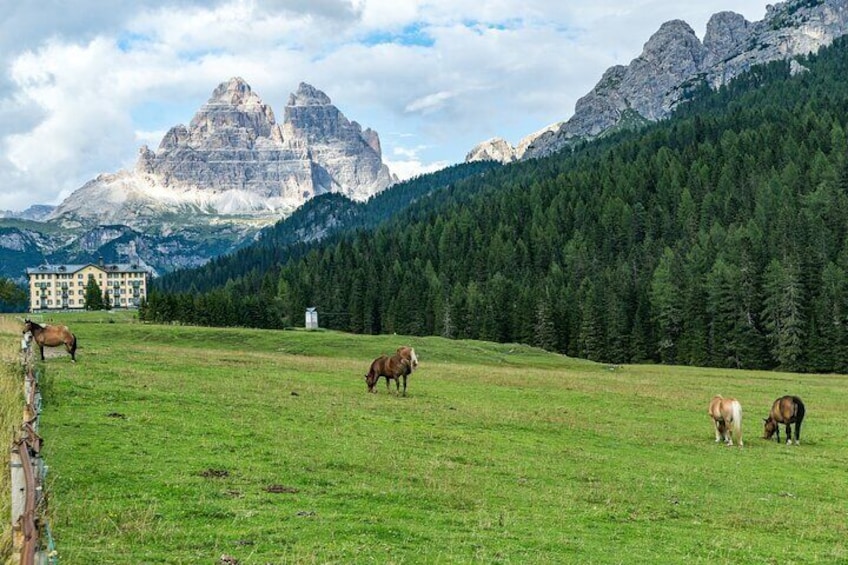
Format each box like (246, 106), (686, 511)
(365, 346), (419, 396)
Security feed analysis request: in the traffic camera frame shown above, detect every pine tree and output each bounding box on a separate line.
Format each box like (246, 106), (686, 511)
(650, 247), (683, 364)
(762, 259), (806, 371)
(84, 277), (104, 310)
(533, 295), (556, 351)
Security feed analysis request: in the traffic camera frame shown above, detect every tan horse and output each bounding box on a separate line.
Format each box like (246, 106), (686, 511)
(24, 319), (77, 362)
(708, 395), (743, 447)
(763, 395), (805, 445)
(396, 346), (419, 371)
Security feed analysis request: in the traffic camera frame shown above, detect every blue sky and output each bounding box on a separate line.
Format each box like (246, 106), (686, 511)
(0, 0), (773, 212)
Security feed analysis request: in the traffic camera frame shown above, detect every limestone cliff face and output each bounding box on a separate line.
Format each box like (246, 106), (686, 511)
(283, 82), (397, 202)
(48, 78), (396, 230)
(468, 0), (848, 162)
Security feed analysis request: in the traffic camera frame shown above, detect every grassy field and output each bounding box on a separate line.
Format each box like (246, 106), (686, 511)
(3, 312), (847, 564)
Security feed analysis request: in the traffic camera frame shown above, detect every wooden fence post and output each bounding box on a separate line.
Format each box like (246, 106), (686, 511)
(10, 336), (53, 565)
(10, 443), (26, 552)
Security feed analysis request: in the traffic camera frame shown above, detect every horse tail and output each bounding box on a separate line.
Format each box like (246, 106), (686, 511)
(70, 333), (78, 360)
(730, 399), (743, 447)
(793, 396), (805, 422)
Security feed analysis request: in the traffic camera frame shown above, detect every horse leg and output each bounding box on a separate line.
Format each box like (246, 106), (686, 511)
(39, 344), (45, 361)
(713, 420), (722, 442)
(785, 423), (792, 445)
(716, 420), (728, 443)
(402, 374), (407, 397)
(794, 421), (801, 445)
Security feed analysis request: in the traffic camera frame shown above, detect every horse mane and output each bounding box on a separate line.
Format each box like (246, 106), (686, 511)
(396, 346), (418, 371)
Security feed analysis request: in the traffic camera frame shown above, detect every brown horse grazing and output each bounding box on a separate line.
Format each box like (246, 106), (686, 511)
(365, 352), (413, 396)
(23, 319), (78, 362)
(708, 395), (743, 447)
(763, 395), (805, 445)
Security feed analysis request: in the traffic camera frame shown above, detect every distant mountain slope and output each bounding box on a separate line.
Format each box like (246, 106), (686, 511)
(146, 36), (848, 373)
(468, 0), (848, 161)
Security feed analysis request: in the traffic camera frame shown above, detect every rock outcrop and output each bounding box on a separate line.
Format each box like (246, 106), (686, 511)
(465, 138), (518, 164)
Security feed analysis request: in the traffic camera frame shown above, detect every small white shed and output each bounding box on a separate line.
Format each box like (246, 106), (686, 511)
(305, 307), (319, 330)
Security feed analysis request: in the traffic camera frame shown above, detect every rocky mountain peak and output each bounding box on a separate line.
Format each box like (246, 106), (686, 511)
(642, 20), (703, 62)
(186, 76), (277, 141)
(704, 12), (752, 60)
(209, 76), (259, 105)
(465, 138), (517, 164)
(288, 82), (333, 106)
(49, 77), (396, 235)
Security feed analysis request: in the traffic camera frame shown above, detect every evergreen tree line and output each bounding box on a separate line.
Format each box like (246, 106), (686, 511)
(156, 161), (501, 295)
(0, 278), (27, 312)
(144, 38), (848, 373)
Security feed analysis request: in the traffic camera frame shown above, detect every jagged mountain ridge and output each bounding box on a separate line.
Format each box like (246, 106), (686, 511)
(468, 0), (848, 162)
(49, 78), (397, 230)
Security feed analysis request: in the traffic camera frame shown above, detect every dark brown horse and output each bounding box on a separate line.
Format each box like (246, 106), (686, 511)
(365, 347), (418, 396)
(763, 395), (805, 445)
(23, 319), (77, 362)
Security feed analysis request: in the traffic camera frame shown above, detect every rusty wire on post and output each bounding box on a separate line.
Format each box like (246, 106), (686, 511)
(10, 335), (56, 564)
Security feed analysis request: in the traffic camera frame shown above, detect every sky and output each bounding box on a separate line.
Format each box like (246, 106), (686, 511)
(0, 0), (773, 212)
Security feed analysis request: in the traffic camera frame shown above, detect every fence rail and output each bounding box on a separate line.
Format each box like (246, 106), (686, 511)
(10, 337), (55, 564)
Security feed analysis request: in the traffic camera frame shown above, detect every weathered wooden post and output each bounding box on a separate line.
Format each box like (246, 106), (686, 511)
(10, 442), (26, 552)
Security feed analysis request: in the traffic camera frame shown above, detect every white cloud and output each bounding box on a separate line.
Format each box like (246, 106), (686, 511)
(0, 0), (774, 211)
(385, 157), (451, 181)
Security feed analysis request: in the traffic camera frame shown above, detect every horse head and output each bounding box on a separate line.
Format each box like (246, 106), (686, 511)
(365, 371), (375, 392)
(762, 417), (778, 439)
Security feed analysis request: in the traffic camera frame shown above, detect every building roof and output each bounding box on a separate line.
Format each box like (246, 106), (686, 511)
(26, 262), (149, 275)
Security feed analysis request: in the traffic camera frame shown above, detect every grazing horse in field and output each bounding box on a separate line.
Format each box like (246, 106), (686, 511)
(708, 395), (743, 447)
(23, 319), (77, 362)
(365, 347), (418, 396)
(763, 395), (805, 445)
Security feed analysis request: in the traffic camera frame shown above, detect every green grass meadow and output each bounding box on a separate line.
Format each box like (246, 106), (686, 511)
(4, 313), (848, 563)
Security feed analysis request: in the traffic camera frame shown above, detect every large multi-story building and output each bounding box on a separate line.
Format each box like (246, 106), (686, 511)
(26, 261), (149, 312)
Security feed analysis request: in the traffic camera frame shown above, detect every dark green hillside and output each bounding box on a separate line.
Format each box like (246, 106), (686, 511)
(156, 160), (500, 294)
(146, 37), (848, 373)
